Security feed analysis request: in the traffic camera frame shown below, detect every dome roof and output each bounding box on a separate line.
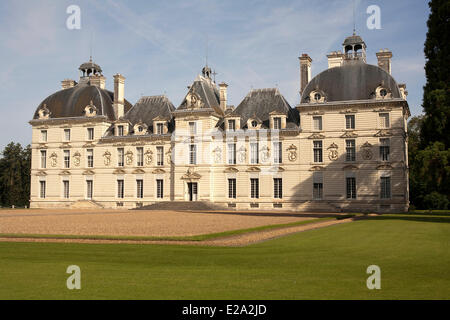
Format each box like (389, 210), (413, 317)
(343, 34), (366, 47)
(301, 61), (401, 103)
(33, 82), (132, 120)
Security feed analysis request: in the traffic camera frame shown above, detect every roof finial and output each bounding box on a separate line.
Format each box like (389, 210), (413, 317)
(353, 0), (356, 35)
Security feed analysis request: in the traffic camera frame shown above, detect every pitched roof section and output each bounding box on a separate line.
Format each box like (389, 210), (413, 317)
(177, 75), (223, 116)
(124, 95), (175, 130)
(231, 88), (299, 129)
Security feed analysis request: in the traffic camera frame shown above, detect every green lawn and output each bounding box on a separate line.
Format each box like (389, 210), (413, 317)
(0, 214), (449, 300)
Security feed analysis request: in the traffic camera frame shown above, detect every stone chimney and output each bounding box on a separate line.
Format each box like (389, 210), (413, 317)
(299, 54), (312, 96)
(90, 75), (106, 89)
(61, 79), (77, 90)
(327, 51), (344, 69)
(113, 74), (125, 119)
(219, 82), (228, 112)
(376, 49), (393, 74)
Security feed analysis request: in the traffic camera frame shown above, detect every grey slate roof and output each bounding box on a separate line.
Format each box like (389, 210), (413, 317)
(230, 88), (299, 129)
(343, 35), (366, 47)
(301, 60), (401, 103)
(33, 82), (132, 121)
(124, 95), (175, 132)
(177, 75), (223, 115)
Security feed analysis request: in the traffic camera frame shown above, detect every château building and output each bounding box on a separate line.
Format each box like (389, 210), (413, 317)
(30, 34), (410, 212)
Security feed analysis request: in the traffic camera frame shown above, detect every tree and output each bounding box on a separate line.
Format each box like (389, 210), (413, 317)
(0, 143), (31, 207)
(421, 0), (450, 149)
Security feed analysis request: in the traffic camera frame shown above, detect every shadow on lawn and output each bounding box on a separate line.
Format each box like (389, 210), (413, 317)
(363, 214), (450, 224)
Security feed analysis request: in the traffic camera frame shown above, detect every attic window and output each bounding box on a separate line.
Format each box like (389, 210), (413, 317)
(380, 89), (387, 97)
(251, 121), (258, 128)
(314, 93), (322, 101)
(138, 126), (143, 133)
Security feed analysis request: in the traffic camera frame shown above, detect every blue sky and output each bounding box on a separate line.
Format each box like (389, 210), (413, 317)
(0, 0), (429, 150)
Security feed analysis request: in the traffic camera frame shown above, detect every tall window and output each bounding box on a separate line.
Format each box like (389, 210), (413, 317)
(313, 141), (323, 163)
(228, 120), (235, 131)
(64, 150), (70, 168)
(345, 115), (355, 129)
(117, 125), (124, 136)
(189, 122), (196, 136)
(117, 148), (124, 167)
(157, 147), (164, 166)
(346, 177), (356, 199)
(86, 149), (94, 168)
(137, 147), (144, 167)
(313, 116), (322, 131)
(380, 177), (391, 199)
(117, 180), (124, 199)
(250, 178), (259, 199)
(39, 181), (46, 198)
(157, 123), (164, 135)
(86, 180), (93, 199)
(228, 143), (236, 165)
(40, 150), (47, 169)
(273, 142), (282, 164)
(136, 179), (144, 199)
(228, 179), (236, 199)
(274, 117), (281, 130)
(63, 181), (70, 199)
(64, 129), (71, 141)
(313, 172), (323, 200)
(380, 138), (390, 161)
(189, 144), (197, 165)
(274, 178), (283, 199)
(346, 140), (356, 162)
(41, 130), (47, 142)
(87, 128), (94, 141)
(250, 143), (259, 164)
(379, 113), (390, 128)
(156, 179), (164, 199)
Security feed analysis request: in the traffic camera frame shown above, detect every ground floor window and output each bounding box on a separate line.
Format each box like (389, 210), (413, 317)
(380, 176), (391, 199)
(86, 180), (93, 199)
(274, 178), (282, 199)
(250, 178), (259, 199)
(346, 177), (356, 199)
(313, 183), (323, 200)
(40, 181), (46, 199)
(63, 181), (70, 199)
(137, 179), (144, 199)
(156, 179), (164, 199)
(228, 179), (236, 199)
(117, 180), (124, 199)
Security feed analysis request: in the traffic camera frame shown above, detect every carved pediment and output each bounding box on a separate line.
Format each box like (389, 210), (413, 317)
(59, 170), (71, 176)
(327, 143), (339, 149)
(152, 168), (166, 174)
(339, 109), (358, 114)
(340, 131), (358, 138)
(269, 166), (285, 172)
(374, 130), (392, 137)
(309, 166), (324, 171)
(377, 164), (393, 170)
(307, 111), (325, 115)
(361, 141), (373, 148)
(181, 168), (201, 180)
(224, 167), (239, 173)
(246, 167), (261, 173)
(36, 171), (47, 176)
(59, 143), (72, 149)
(308, 133), (325, 139)
(132, 169), (146, 174)
(113, 169), (126, 174)
(83, 170), (95, 175)
(287, 144), (297, 151)
(83, 143), (95, 148)
(342, 165), (359, 170)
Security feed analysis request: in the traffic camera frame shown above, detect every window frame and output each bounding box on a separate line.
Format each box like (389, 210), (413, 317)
(313, 141), (323, 163)
(345, 114), (355, 130)
(250, 178), (260, 199)
(274, 178), (283, 199)
(345, 139), (356, 162)
(228, 178), (237, 199)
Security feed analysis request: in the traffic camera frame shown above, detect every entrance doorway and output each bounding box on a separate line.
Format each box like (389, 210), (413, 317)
(188, 182), (198, 201)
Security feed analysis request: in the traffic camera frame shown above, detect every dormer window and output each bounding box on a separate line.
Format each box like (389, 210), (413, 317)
(251, 121), (258, 128)
(228, 120), (236, 131)
(273, 117), (281, 130)
(157, 123), (164, 135)
(133, 122), (148, 136)
(38, 104), (51, 119)
(64, 129), (71, 141)
(310, 90), (326, 103)
(118, 125), (124, 136)
(41, 130), (48, 142)
(375, 86), (392, 100)
(84, 101), (98, 117)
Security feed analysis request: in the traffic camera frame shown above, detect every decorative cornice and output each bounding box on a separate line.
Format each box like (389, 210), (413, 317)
(223, 167), (239, 173)
(309, 166), (324, 171)
(308, 133), (326, 139)
(152, 168), (166, 174)
(113, 169), (126, 174)
(342, 164), (359, 170)
(377, 164), (393, 170)
(82, 170), (95, 175)
(246, 167), (261, 173)
(132, 169), (146, 174)
(340, 131), (358, 138)
(59, 170), (71, 176)
(374, 130), (393, 137)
